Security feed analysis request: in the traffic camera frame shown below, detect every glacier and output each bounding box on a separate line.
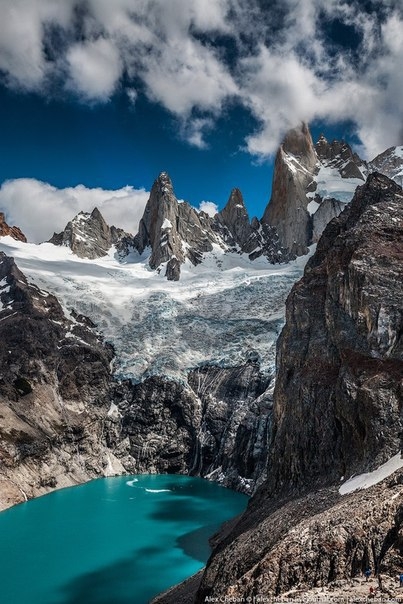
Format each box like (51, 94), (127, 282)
(0, 236), (309, 382)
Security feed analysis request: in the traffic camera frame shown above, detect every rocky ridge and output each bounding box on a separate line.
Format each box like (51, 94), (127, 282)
(132, 172), (290, 280)
(157, 173), (403, 602)
(42, 125), (403, 279)
(0, 251), (126, 509)
(49, 172), (290, 280)
(49, 207), (127, 259)
(370, 145), (403, 187)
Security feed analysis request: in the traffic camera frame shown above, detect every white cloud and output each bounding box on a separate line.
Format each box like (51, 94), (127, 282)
(0, 179), (149, 243)
(66, 38), (123, 101)
(198, 201), (218, 216)
(0, 0), (74, 90)
(0, 0), (403, 156)
(180, 117), (215, 149)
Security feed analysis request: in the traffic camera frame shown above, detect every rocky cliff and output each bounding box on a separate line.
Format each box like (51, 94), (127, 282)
(156, 173), (403, 602)
(262, 124), (367, 255)
(0, 251), (124, 509)
(105, 361), (273, 494)
(262, 123), (317, 256)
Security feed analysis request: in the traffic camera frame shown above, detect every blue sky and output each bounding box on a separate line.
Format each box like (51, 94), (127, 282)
(0, 0), (402, 241)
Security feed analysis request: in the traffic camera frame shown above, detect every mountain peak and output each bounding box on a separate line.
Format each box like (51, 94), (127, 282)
(90, 207), (104, 221)
(155, 171), (174, 196)
(218, 188), (252, 248)
(282, 122), (316, 165)
(0, 212), (27, 243)
(49, 207), (114, 259)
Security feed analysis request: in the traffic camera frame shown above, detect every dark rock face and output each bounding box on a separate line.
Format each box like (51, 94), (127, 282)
(0, 212), (27, 242)
(182, 173), (403, 602)
(187, 364), (272, 490)
(270, 173), (403, 493)
(262, 123), (317, 256)
(108, 377), (201, 475)
(108, 363), (273, 493)
(49, 207), (127, 259)
(0, 252), (119, 509)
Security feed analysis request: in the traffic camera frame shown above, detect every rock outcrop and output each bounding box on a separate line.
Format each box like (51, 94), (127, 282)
(155, 173), (403, 602)
(49, 207), (127, 259)
(133, 172), (219, 280)
(315, 134), (366, 180)
(0, 251), (123, 509)
(0, 212), (27, 242)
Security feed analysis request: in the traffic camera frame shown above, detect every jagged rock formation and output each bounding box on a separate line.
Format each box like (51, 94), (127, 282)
(0, 212), (26, 242)
(370, 145), (403, 187)
(262, 124), (367, 255)
(269, 173), (403, 493)
(46, 174), (289, 281)
(155, 173), (403, 602)
(0, 251), (124, 509)
(315, 133), (366, 179)
(133, 172), (219, 280)
(133, 172), (290, 280)
(49, 207), (126, 259)
(262, 123), (318, 256)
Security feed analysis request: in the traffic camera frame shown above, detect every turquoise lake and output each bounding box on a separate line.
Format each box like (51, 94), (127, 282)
(0, 475), (248, 604)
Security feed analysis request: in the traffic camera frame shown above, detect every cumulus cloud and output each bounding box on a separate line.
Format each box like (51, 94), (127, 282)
(66, 38), (123, 101)
(0, 179), (149, 243)
(198, 201), (219, 216)
(0, 0), (402, 155)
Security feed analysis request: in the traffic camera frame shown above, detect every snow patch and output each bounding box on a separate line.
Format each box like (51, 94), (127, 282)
(339, 453), (403, 495)
(310, 165), (362, 203)
(161, 218), (173, 229)
(393, 146), (403, 159)
(307, 200), (320, 216)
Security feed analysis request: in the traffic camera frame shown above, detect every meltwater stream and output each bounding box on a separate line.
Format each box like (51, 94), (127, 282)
(0, 475), (248, 604)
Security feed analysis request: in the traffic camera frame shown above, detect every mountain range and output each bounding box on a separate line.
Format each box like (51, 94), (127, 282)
(0, 124), (402, 600)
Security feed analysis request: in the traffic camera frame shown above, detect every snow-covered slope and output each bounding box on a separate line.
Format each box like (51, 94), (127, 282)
(0, 236), (308, 382)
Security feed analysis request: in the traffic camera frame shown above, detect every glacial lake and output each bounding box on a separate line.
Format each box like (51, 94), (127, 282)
(0, 474), (248, 604)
